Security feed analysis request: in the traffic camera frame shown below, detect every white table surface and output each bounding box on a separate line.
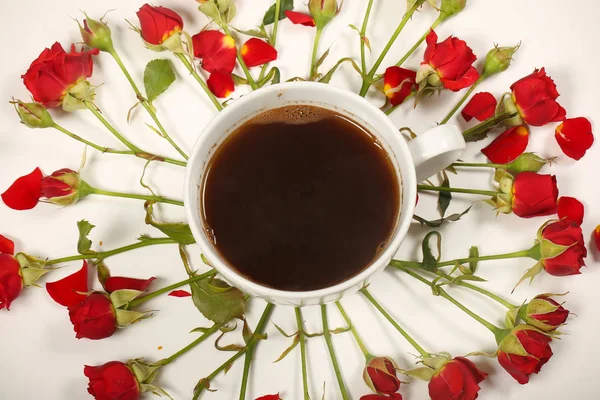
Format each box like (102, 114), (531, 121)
(1, 0), (599, 399)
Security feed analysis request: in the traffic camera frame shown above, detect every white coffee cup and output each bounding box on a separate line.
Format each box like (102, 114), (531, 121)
(184, 82), (465, 306)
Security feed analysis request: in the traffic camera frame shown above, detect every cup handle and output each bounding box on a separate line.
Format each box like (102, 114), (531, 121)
(407, 124), (466, 182)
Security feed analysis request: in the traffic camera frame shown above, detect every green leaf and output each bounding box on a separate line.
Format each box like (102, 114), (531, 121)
(421, 231), (442, 272)
(263, 0), (294, 25)
(144, 59), (176, 103)
(233, 25), (270, 40)
(413, 206), (472, 228)
(437, 171), (451, 217)
(468, 246), (479, 274)
(145, 202), (195, 245)
(452, 274), (487, 283)
(77, 220), (96, 255)
(199, 1), (223, 24)
(273, 334), (300, 363)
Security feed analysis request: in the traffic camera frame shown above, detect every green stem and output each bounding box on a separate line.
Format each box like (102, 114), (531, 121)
(321, 305), (350, 400)
(310, 26), (324, 79)
(160, 324), (220, 366)
(451, 161), (506, 169)
(396, 17), (442, 67)
(359, 0), (376, 76)
(141, 101), (188, 160)
(258, 0), (282, 82)
(359, 2), (423, 97)
(335, 301), (372, 359)
(84, 101), (142, 152)
(295, 307), (311, 400)
(175, 53), (224, 111)
(417, 184), (498, 197)
(440, 74), (486, 124)
(46, 237), (178, 265)
(385, 91), (415, 115)
(51, 123), (135, 155)
(400, 267), (502, 335)
(439, 273), (517, 309)
(128, 270), (217, 309)
(88, 186), (184, 206)
(361, 289), (430, 358)
(194, 350), (247, 399)
(238, 303), (275, 400)
(222, 26), (258, 90)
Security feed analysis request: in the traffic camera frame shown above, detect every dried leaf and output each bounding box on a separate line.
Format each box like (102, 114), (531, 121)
(143, 59), (176, 103)
(421, 231), (442, 272)
(413, 206), (472, 228)
(233, 25), (270, 40)
(319, 57), (361, 83)
(273, 334), (300, 363)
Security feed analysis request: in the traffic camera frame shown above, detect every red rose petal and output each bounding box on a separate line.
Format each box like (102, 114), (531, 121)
(462, 92), (497, 122)
(1, 167), (43, 210)
(255, 395), (281, 400)
(360, 394), (403, 400)
(555, 117), (594, 160)
(0, 234), (15, 255)
(482, 126), (529, 164)
(557, 197), (584, 225)
(384, 66), (417, 106)
(103, 276), (156, 293)
(192, 30), (237, 74)
(285, 10), (316, 27)
(594, 225), (600, 252)
(241, 38), (278, 67)
(441, 66), (480, 92)
(168, 290), (192, 298)
(207, 72), (235, 98)
(46, 261), (89, 308)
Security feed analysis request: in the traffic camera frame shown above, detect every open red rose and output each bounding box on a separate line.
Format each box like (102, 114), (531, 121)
(136, 4), (183, 46)
(555, 117), (594, 160)
(207, 72), (235, 98)
(498, 326), (553, 384)
(510, 68), (566, 126)
(523, 295), (569, 332)
(285, 10), (316, 27)
(429, 357), (487, 400)
(557, 196), (584, 225)
(241, 38), (278, 67)
(384, 67), (416, 106)
(192, 30), (237, 74)
(84, 361), (140, 400)
(22, 42), (98, 108)
(0, 249), (23, 311)
(462, 92), (497, 122)
(363, 356), (401, 395)
(360, 394), (403, 400)
(481, 126), (529, 164)
(421, 30), (479, 91)
(540, 220), (587, 276)
(511, 172), (558, 218)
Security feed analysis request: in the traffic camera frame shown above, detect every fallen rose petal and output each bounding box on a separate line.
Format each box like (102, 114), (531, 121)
(241, 38), (278, 67)
(594, 225), (600, 252)
(0, 235), (15, 255)
(207, 72), (235, 98)
(1, 167), (43, 210)
(46, 261), (89, 308)
(192, 30), (237, 74)
(557, 196), (584, 225)
(103, 276), (156, 293)
(285, 10), (316, 27)
(255, 394), (280, 400)
(384, 66), (416, 106)
(555, 117), (594, 160)
(482, 126), (529, 164)
(462, 92), (497, 122)
(168, 290), (192, 298)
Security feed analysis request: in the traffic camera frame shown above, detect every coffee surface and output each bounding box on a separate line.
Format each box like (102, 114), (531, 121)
(202, 105), (399, 291)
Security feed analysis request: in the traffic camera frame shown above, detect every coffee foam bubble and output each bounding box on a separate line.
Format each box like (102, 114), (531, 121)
(248, 105), (332, 125)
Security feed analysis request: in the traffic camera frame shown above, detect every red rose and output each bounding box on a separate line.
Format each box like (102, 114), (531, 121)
(192, 30), (237, 74)
(481, 126), (529, 164)
(69, 293), (117, 340)
(0, 234), (15, 255)
(510, 68), (566, 126)
(363, 356), (401, 395)
(421, 30), (479, 91)
(0, 252), (23, 311)
(540, 220), (587, 276)
(241, 38), (278, 67)
(428, 357), (487, 400)
(360, 394), (403, 400)
(462, 92), (497, 122)
(594, 225), (600, 252)
(523, 295), (569, 332)
(557, 196), (584, 226)
(22, 42), (98, 108)
(497, 326), (553, 384)
(136, 4), (183, 46)
(84, 361), (140, 400)
(384, 67), (417, 106)
(555, 117), (594, 160)
(207, 72), (235, 98)
(511, 172), (558, 218)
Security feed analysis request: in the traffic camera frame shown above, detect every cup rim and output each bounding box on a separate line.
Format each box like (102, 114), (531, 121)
(184, 82), (417, 301)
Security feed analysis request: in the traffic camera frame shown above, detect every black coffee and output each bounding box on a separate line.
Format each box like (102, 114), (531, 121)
(201, 105), (400, 291)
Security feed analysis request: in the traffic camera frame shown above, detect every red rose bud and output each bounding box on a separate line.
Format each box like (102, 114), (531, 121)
(13, 100), (55, 129)
(22, 43), (99, 109)
(136, 4), (183, 46)
(521, 295), (569, 332)
(595, 225), (600, 252)
(418, 30), (479, 92)
(360, 394), (403, 400)
(41, 168), (84, 207)
(0, 253), (23, 311)
(462, 92), (497, 122)
(241, 38), (278, 67)
(84, 361), (140, 400)
(363, 356), (401, 395)
(429, 357), (488, 400)
(482, 44), (519, 77)
(0, 234), (15, 255)
(69, 293), (117, 340)
(497, 325), (553, 384)
(555, 117), (594, 160)
(439, 0), (467, 20)
(384, 67), (417, 106)
(207, 72), (235, 98)
(255, 395), (281, 400)
(511, 172), (558, 218)
(540, 220), (587, 276)
(481, 126), (529, 164)
(508, 68), (566, 127)
(309, 0), (341, 28)
(192, 30), (237, 74)
(557, 196), (584, 225)
(506, 153), (550, 173)
(79, 15), (114, 53)
(285, 10), (316, 27)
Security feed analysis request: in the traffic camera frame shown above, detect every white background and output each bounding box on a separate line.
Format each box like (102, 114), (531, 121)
(1, 0), (599, 399)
